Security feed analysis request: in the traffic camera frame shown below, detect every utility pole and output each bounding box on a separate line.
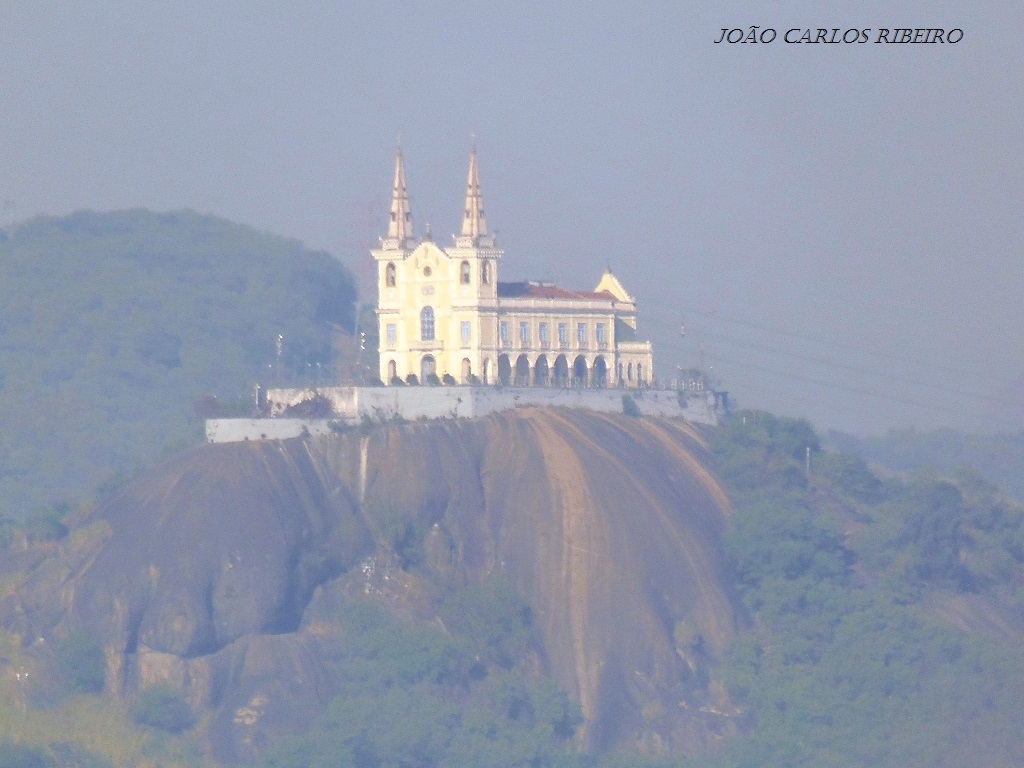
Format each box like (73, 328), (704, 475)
(16, 668), (28, 718)
(276, 334), (283, 386)
(678, 319), (686, 390)
(353, 300), (362, 385)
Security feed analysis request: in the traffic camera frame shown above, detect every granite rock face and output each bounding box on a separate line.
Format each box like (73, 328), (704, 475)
(0, 408), (742, 761)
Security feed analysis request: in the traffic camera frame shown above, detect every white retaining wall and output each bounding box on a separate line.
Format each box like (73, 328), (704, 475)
(207, 386), (720, 443)
(205, 418), (336, 443)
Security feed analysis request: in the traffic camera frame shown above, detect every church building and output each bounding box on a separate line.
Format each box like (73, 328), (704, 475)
(372, 147), (654, 388)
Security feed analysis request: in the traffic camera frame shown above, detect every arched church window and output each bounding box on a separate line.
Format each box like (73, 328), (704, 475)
(481, 261), (491, 285)
(421, 306), (435, 341)
(386, 262), (396, 287)
(460, 261), (471, 284)
(424, 266), (432, 277)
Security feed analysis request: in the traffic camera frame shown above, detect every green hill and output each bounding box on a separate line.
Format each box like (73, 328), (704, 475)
(703, 412), (1024, 768)
(0, 209), (356, 522)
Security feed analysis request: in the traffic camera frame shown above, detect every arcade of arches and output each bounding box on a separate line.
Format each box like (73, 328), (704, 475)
(436, 352), (634, 388)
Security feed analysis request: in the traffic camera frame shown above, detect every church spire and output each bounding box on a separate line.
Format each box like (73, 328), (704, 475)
(383, 147), (415, 250)
(457, 145), (493, 247)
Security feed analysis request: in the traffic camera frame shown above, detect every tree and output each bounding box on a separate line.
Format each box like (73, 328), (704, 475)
(134, 685), (194, 733)
(55, 631), (105, 693)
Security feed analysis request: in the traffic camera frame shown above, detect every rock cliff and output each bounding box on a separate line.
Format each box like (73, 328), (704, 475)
(0, 408), (743, 761)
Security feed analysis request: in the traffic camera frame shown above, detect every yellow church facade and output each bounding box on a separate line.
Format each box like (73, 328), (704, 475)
(372, 148), (654, 388)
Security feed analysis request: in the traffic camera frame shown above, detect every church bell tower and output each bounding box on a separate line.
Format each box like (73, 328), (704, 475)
(448, 145), (501, 302)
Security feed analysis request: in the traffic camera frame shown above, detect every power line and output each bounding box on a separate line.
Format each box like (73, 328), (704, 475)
(645, 304), (970, 379)
(718, 366), (1006, 433)
(703, 348), (973, 416)
(675, 329), (1014, 407)
(647, 301), (1015, 417)
(659, 329), (1001, 419)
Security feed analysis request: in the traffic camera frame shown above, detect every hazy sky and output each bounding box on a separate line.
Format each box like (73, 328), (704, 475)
(2, 1), (1021, 435)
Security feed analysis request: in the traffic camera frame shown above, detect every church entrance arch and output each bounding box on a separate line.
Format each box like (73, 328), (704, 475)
(534, 355), (550, 386)
(572, 356), (588, 387)
(462, 358), (472, 383)
(387, 360), (397, 383)
(553, 355), (569, 387)
(593, 356), (608, 388)
(514, 355), (531, 387)
(498, 354), (512, 386)
(483, 358), (491, 385)
(421, 355), (437, 383)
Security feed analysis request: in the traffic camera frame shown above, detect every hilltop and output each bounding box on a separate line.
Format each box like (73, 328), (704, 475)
(0, 408), (738, 763)
(1, 211), (1024, 767)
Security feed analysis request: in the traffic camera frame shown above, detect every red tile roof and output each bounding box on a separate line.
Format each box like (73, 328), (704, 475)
(497, 281), (616, 302)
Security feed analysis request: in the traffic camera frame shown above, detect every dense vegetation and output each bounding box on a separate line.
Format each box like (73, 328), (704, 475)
(262, 587), (583, 768)
(0, 210), (356, 521)
(699, 411), (1024, 768)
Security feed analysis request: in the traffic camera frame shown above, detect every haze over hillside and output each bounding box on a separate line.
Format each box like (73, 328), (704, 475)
(0, 175), (1019, 768)
(829, 427), (1024, 504)
(1, 7), (1022, 766)
(0, 209), (356, 520)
